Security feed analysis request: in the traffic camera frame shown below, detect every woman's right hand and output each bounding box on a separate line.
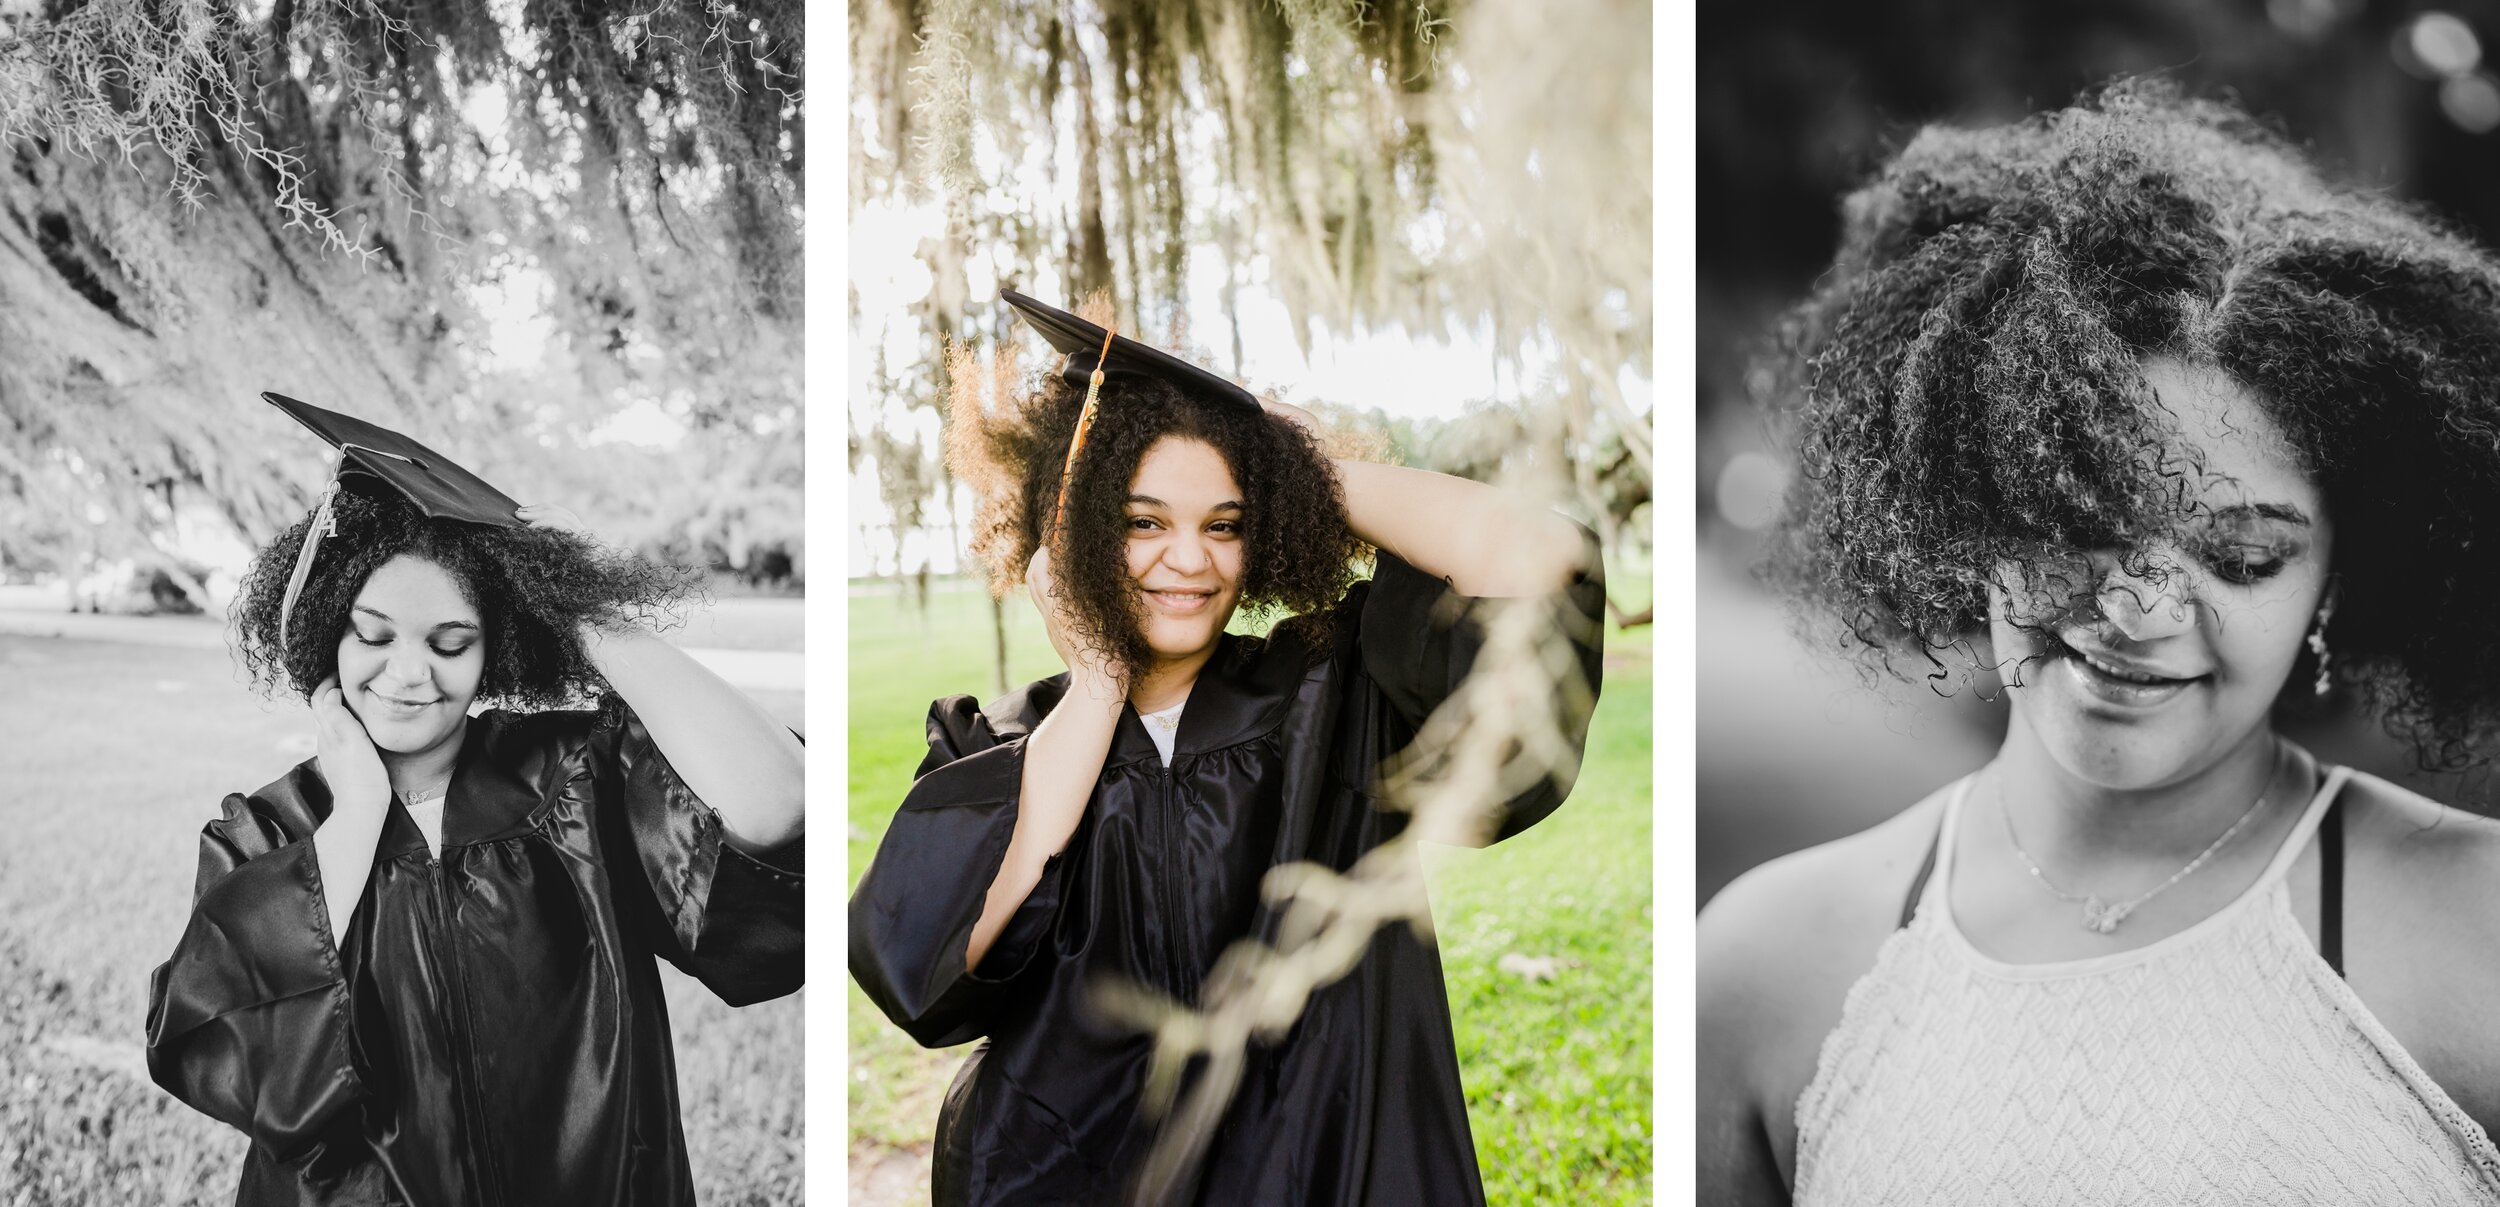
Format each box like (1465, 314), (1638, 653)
(971, 548), (1131, 971)
(311, 675), (392, 816)
(1028, 547), (1125, 701)
(309, 676), (394, 945)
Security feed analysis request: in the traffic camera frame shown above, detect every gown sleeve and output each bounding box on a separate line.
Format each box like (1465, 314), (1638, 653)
(597, 694), (806, 1008)
(848, 693), (1069, 1049)
(145, 788), (367, 1161)
(1356, 522), (1609, 843)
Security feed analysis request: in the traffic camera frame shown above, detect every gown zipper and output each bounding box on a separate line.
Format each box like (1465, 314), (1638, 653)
(1154, 763), (1186, 1000)
(428, 851), (504, 1206)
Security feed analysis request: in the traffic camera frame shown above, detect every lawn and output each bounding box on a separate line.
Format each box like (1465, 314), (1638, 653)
(0, 603), (804, 1206)
(846, 577), (1653, 1205)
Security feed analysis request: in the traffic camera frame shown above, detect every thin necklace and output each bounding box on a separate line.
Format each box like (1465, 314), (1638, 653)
(1998, 744), (2278, 935)
(399, 773), (454, 806)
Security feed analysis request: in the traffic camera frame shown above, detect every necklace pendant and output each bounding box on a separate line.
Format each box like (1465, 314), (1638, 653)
(2079, 896), (2130, 934)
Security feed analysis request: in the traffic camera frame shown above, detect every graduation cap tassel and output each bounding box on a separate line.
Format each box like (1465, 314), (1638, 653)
(278, 472), (341, 655)
(1048, 325), (1120, 541)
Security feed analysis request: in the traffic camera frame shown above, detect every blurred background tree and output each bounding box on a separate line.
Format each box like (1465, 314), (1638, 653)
(0, 0), (803, 603)
(1698, 0), (2500, 905)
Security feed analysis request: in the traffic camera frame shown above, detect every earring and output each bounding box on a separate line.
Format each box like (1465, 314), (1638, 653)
(2307, 601), (2335, 698)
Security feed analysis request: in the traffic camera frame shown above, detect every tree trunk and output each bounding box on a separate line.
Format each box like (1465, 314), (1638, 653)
(991, 591), (1011, 698)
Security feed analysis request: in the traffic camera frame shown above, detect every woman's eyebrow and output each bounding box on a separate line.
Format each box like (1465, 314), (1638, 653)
(351, 606), (479, 634)
(1125, 495), (1245, 511)
(2211, 502), (2312, 526)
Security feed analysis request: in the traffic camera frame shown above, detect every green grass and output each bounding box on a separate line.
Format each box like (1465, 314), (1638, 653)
(846, 583), (1653, 1206)
(843, 585), (1055, 1204)
(0, 629), (803, 1205)
(1430, 632), (1653, 1203)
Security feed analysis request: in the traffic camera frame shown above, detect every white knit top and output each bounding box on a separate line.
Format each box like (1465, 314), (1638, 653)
(1795, 768), (2500, 1206)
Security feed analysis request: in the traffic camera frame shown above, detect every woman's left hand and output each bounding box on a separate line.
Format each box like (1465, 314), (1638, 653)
(516, 503), (593, 538)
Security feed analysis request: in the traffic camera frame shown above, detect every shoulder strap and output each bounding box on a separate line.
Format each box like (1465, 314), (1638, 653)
(2322, 785), (2346, 979)
(1898, 810), (1944, 929)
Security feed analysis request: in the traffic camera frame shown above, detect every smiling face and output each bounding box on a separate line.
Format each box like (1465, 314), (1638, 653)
(1990, 357), (2335, 789)
(337, 554), (486, 758)
(1123, 435), (1248, 670)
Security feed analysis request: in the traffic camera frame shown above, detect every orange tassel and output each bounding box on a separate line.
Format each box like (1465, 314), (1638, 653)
(1049, 325), (1118, 539)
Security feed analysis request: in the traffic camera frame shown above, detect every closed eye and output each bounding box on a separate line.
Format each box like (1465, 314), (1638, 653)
(2191, 529), (2302, 586)
(2205, 545), (2286, 585)
(351, 632), (476, 657)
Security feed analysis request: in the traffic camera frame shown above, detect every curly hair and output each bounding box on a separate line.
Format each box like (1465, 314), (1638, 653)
(949, 357), (1364, 683)
(232, 489), (700, 711)
(1765, 78), (2500, 767)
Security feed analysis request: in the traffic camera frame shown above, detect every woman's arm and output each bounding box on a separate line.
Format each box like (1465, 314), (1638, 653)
(1699, 883), (1797, 1206)
(965, 548), (1121, 971)
(1697, 803), (1946, 1203)
(514, 504), (805, 855)
(151, 750), (376, 1152)
(1265, 401), (1589, 597)
(309, 675), (391, 946)
(580, 623), (805, 854)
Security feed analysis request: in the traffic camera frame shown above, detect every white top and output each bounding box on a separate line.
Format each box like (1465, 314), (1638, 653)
(1139, 701), (1184, 767)
(406, 796), (446, 860)
(1795, 767), (2500, 1206)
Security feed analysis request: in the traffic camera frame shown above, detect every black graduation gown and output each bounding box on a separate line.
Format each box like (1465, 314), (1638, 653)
(145, 696), (805, 1206)
(849, 546), (1606, 1206)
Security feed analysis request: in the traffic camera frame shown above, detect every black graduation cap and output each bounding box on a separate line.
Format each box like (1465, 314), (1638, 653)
(1002, 291), (1266, 535)
(264, 392), (521, 647)
(265, 392), (522, 525)
(1001, 290), (1260, 414)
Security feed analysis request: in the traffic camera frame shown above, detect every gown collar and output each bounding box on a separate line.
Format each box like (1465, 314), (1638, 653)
(368, 711), (546, 860)
(996, 631), (1312, 767)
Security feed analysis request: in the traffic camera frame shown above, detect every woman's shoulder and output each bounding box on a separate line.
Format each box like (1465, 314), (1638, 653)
(2337, 769), (2500, 944)
(2332, 769), (2500, 1136)
(2338, 768), (2500, 867)
(223, 761), (327, 840)
(1698, 782), (1961, 1114)
(463, 702), (610, 761)
(904, 677), (1070, 771)
(2334, 767), (2500, 943)
(1701, 783), (1955, 975)
(949, 675), (1068, 738)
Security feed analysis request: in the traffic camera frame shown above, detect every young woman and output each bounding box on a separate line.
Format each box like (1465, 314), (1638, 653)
(849, 294), (1607, 1206)
(1699, 82), (2500, 1204)
(146, 450), (805, 1206)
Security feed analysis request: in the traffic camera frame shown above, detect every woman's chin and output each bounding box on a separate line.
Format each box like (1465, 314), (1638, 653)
(353, 712), (465, 756)
(2015, 696), (2230, 791)
(1144, 625), (1224, 666)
